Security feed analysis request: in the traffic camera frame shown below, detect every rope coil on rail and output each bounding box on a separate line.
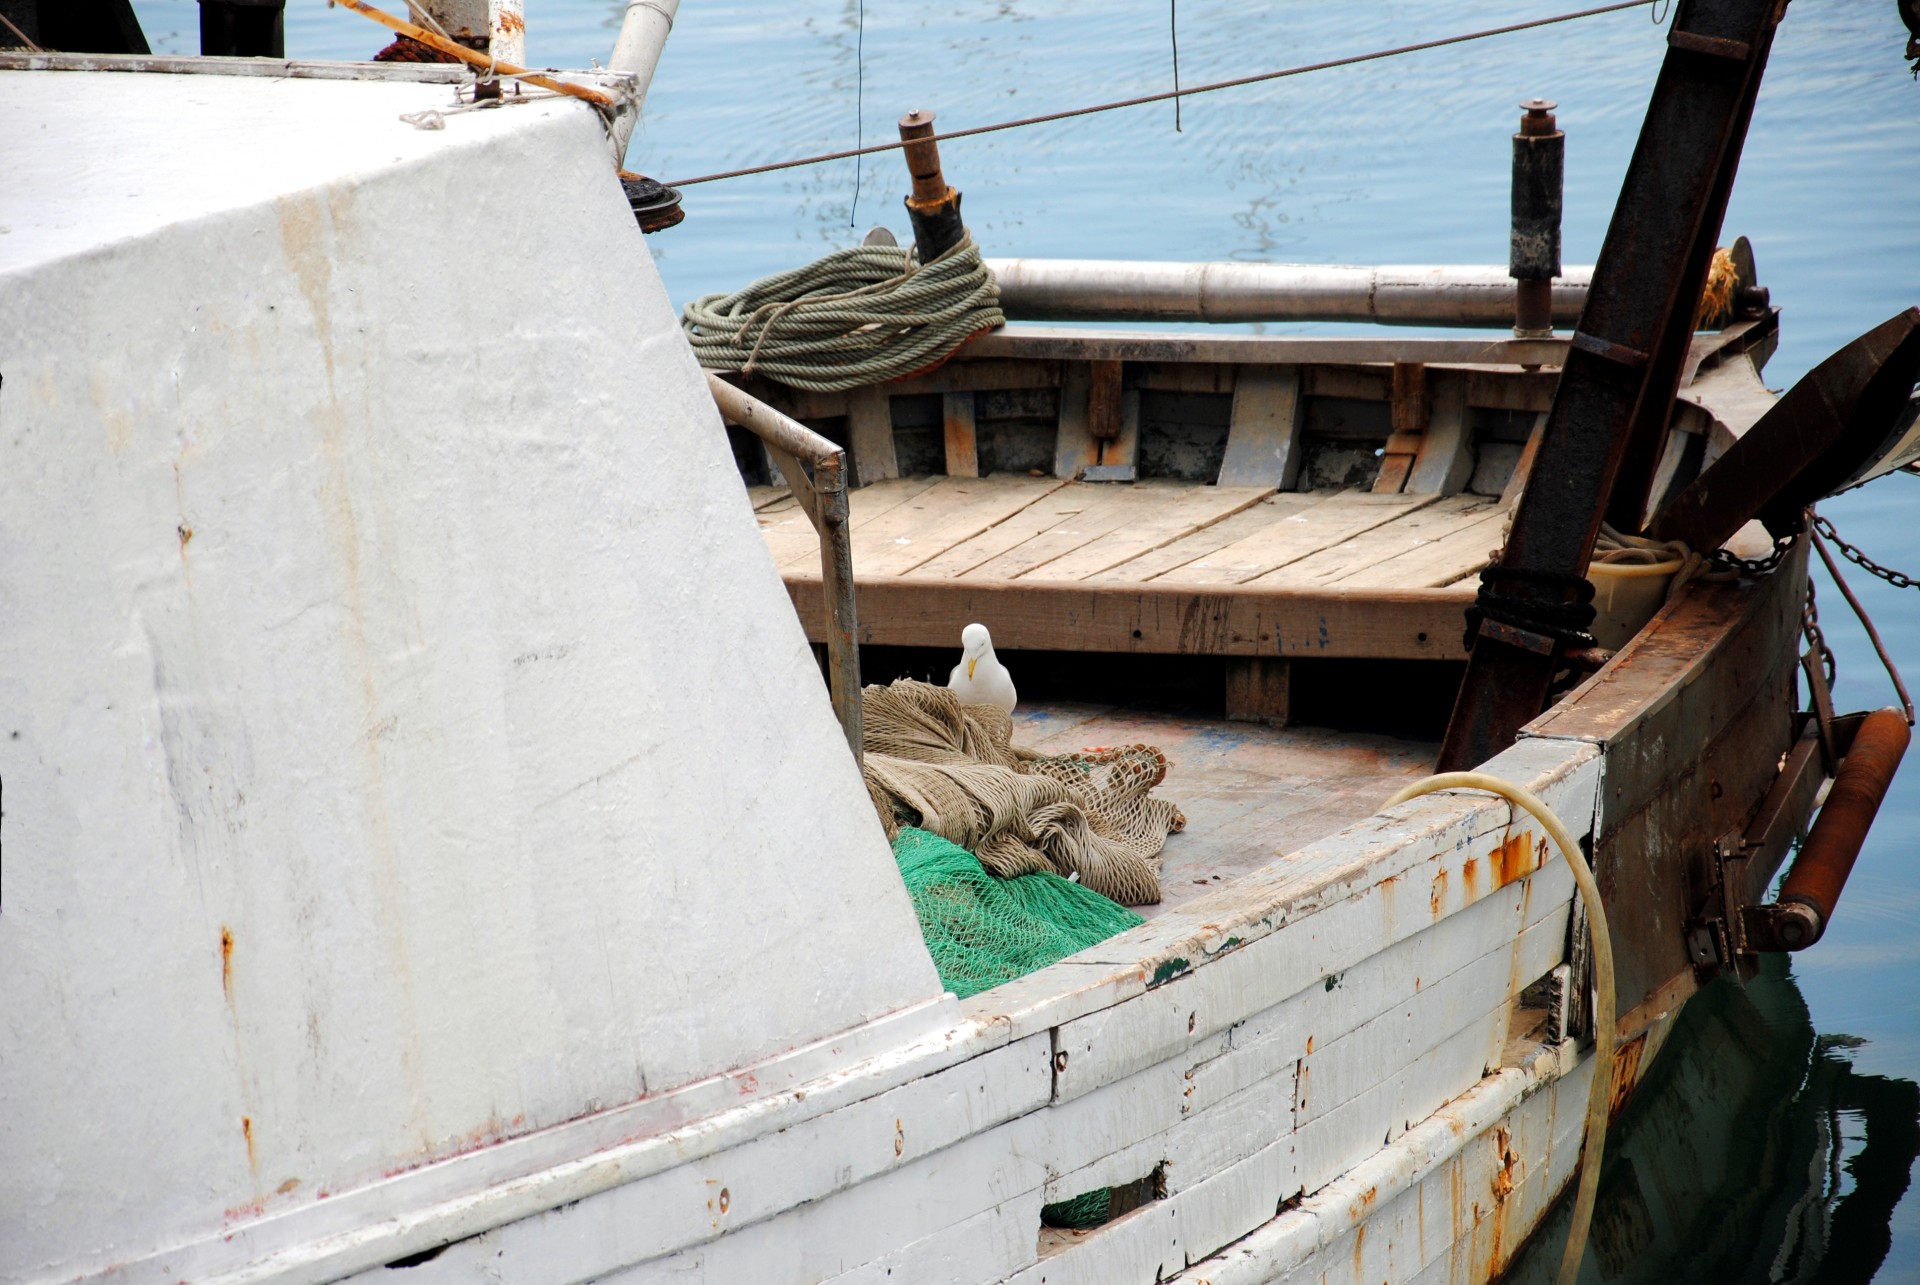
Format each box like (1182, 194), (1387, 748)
(681, 237), (1005, 392)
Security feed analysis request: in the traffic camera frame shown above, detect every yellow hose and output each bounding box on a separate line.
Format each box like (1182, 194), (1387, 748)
(1381, 772), (1615, 1285)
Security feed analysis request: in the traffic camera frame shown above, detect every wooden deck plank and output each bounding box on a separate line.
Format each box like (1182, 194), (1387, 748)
(910, 484), (1117, 578)
(1248, 495), (1500, 589)
(1145, 491), (1440, 587)
(1074, 491), (1321, 585)
(765, 475), (946, 569)
(1329, 506), (1508, 589)
(969, 483), (1268, 583)
(849, 475), (1071, 576)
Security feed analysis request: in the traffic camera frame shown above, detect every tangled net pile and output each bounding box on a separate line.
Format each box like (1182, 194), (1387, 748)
(680, 239), (1004, 392)
(862, 680), (1184, 907)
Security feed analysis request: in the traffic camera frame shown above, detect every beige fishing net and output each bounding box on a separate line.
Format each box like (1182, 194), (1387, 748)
(860, 680), (1185, 906)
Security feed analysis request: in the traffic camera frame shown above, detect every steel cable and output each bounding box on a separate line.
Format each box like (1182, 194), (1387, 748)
(665, 0), (1658, 188)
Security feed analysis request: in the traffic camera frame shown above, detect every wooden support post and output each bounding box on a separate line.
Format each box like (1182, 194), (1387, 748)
(1087, 359), (1125, 442)
(1375, 362), (1429, 493)
(1406, 373), (1475, 494)
(943, 391), (980, 477)
(1219, 366), (1304, 490)
(1499, 413), (1548, 509)
(1054, 362), (1100, 479)
(1225, 658), (1291, 726)
(848, 386), (897, 486)
(1084, 389), (1141, 483)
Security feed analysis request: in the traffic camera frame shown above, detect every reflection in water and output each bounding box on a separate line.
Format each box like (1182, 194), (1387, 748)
(1503, 955), (1920, 1284)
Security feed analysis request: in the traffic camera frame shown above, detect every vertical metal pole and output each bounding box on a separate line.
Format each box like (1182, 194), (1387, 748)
(1511, 99), (1563, 339)
(814, 455), (864, 767)
(897, 110), (967, 263)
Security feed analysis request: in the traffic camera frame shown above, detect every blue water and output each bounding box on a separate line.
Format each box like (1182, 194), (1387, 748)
(133, 1), (1920, 1275)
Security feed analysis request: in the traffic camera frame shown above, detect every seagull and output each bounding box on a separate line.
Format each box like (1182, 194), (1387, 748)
(948, 622), (1017, 714)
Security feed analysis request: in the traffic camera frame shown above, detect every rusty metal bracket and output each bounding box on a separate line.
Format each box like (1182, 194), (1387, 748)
(1650, 308), (1920, 554)
(1438, 0), (1786, 773)
(708, 374), (863, 766)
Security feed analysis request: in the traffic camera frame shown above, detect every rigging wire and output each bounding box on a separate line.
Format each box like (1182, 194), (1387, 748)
(851, 0), (865, 226)
(665, 0), (1658, 188)
(1170, 0), (1182, 133)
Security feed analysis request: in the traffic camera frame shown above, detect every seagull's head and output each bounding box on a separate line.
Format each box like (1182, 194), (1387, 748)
(961, 622), (993, 679)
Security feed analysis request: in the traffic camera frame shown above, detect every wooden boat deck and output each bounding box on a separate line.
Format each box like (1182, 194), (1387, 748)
(1011, 700), (1439, 918)
(750, 478), (1505, 595)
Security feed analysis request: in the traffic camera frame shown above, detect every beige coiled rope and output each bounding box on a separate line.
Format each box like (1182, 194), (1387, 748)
(680, 237), (1005, 392)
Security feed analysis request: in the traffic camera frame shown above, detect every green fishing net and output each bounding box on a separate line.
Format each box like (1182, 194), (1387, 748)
(891, 827), (1143, 1230)
(892, 827), (1144, 1001)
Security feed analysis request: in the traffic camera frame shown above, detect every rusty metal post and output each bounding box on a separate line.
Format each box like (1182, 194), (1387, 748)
(897, 110), (966, 263)
(707, 374), (863, 766)
(1511, 99), (1563, 339)
(814, 455), (864, 769)
(1767, 708), (1911, 949)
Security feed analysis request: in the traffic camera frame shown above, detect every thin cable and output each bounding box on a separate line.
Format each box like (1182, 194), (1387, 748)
(1170, 0), (1182, 133)
(0, 10), (44, 50)
(666, 0), (1655, 187)
(851, 0), (865, 227)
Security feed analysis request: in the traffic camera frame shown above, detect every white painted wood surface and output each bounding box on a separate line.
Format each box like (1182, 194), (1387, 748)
(336, 731), (1599, 1285)
(0, 67), (947, 1285)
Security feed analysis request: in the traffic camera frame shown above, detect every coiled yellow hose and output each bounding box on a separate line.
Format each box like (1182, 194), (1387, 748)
(1381, 772), (1615, 1285)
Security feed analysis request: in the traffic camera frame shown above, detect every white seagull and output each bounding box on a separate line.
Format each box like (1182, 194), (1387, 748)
(948, 622), (1017, 714)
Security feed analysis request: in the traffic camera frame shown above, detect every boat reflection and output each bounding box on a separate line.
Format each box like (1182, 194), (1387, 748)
(1503, 954), (1919, 1284)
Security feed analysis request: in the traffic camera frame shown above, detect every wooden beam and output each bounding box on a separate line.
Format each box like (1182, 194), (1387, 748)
(1406, 373), (1476, 495)
(1218, 366), (1304, 490)
(848, 386), (897, 485)
(1053, 362), (1100, 479)
(1224, 658), (1291, 725)
(943, 392), (980, 477)
(779, 573), (1473, 660)
(1374, 363), (1429, 493)
(1084, 388), (1140, 482)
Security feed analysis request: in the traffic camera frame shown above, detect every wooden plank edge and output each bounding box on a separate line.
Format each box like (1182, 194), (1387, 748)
(779, 575), (1474, 660)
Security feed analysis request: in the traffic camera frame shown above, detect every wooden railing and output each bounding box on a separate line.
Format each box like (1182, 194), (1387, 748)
(707, 373), (862, 767)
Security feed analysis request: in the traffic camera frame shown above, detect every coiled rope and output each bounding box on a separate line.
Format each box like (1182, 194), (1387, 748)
(680, 237), (1005, 392)
(1380, 772), (1615, 1285)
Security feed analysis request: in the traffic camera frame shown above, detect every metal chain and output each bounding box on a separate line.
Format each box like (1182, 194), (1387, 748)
(1708, 531), (1796, 578)
(1803, 575), (1837, 688)
(1812, 513), (1919, 590)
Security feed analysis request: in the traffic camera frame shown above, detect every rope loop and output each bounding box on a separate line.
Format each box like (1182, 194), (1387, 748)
(681, 237), (1006, 392)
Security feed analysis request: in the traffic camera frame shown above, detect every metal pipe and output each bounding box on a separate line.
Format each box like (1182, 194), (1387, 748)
(983, 259), (1592, 328)
(1769, 707), (1911, 949)
(707, 375), (863, 766)
(606, 0), (680, 156)
(1511, 98), (1564, 338)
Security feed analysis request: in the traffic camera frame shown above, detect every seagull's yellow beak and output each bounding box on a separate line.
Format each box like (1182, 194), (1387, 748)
(968, 658), (978, 679)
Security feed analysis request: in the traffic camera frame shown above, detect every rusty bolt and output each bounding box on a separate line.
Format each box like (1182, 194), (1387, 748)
(1053, 1050), (1070, 1073)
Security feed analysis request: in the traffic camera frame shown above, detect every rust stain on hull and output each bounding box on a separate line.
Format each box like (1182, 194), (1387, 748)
(1493, 830), (1539, 887)
(1610, 1032), (1649, 1122)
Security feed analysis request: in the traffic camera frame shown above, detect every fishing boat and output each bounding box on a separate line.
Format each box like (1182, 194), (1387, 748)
(3, 2), (1916, 1284)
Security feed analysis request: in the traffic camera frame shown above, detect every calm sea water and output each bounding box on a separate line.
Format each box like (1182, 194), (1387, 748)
(135, 1), (1920, 1276)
